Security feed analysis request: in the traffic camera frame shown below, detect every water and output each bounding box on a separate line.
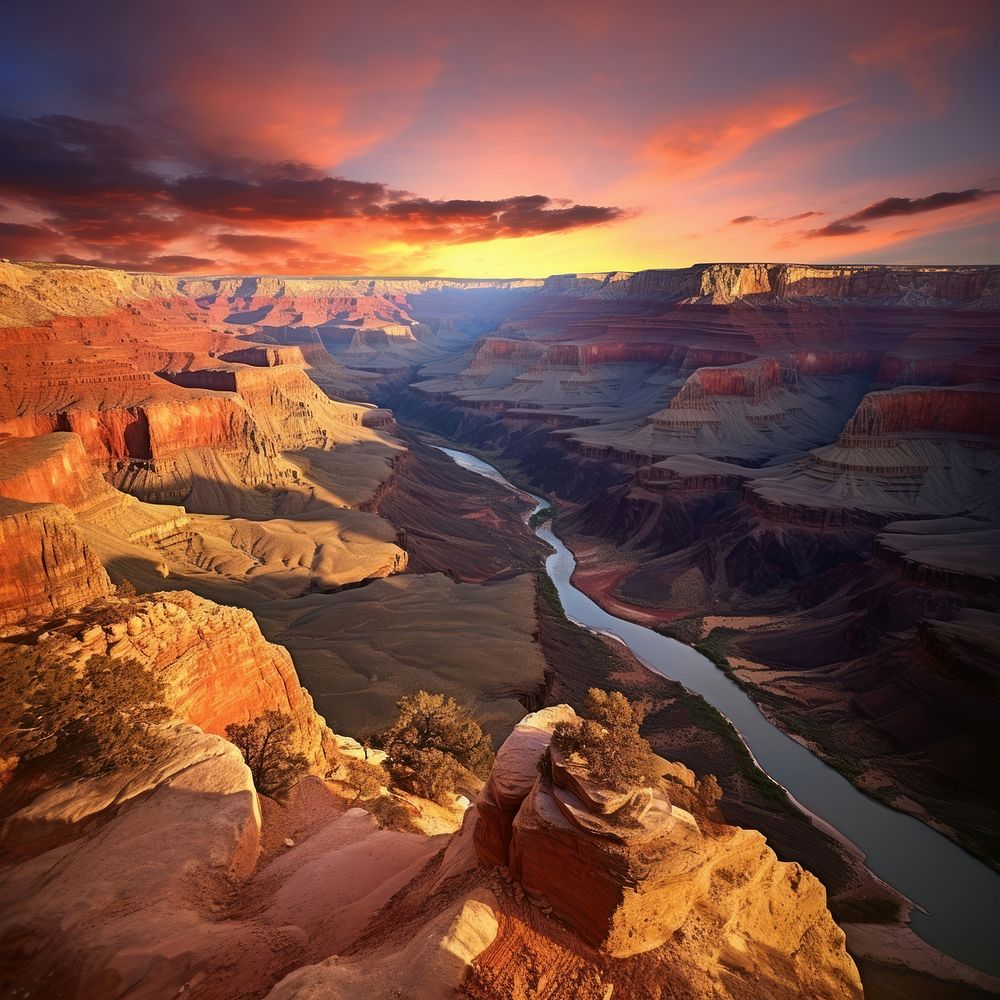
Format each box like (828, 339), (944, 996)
(436, 445), (1000, 975)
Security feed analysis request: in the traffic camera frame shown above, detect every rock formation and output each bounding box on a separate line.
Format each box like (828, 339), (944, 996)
(0, 498), (114, 624)
(472, 706), (862, 997)
(1, 588), (335, 768)
(2, 258), (998, 997)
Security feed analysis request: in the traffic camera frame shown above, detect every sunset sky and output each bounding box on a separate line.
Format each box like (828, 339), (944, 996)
(1, 0), (998, 276)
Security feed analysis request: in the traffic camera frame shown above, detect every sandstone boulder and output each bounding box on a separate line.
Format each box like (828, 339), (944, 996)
(0, 727), (261, 998)
(265, 889), (499, 1000)
(473, 704), (576, 867)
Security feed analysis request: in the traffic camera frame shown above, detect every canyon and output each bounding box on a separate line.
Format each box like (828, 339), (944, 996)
(1, 259), (998, 999)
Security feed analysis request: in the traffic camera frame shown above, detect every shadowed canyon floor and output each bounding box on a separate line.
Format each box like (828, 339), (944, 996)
(1, 260), (999, 998)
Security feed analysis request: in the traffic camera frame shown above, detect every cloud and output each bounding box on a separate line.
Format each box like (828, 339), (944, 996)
(806, 188), (998, 237)
(151, 254), (217, 271)
(379, 195), (626, 243)
(643, 97), (835, 176)
(848, 189), (996, 222)
(0, 115), (626, 271)
(729, 215), (757, 225)
(771, 210), (823, 225)
(849, 23), (972, 112)
(0, 221), (59, 257)
(806, 220), (868, 238)
(215, 233), (306, 254)
(173, 174), (391, 222)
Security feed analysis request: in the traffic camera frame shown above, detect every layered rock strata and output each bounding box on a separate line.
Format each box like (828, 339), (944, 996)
(473, 706), (861, 996)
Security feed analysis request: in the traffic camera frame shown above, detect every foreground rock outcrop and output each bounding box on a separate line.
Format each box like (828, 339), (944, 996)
(0, 726), (261, 997)
(2, 589), (336, 769)
(473, 707), (861, 997)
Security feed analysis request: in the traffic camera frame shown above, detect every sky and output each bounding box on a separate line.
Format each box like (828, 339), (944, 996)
(0, 0), (998, 276)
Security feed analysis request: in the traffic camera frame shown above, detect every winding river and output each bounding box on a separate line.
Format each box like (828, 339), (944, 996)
(437, 445), (1000, 976)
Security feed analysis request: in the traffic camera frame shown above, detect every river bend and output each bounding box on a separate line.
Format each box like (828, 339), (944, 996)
(437, 445), (1000, 975)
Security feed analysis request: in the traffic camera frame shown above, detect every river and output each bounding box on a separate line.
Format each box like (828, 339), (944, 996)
(436, 445), (1000, 976)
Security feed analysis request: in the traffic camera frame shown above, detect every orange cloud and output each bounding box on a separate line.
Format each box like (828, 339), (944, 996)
(642, 97), (836, 176)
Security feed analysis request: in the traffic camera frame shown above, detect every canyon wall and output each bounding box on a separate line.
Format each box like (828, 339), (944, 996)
(0, 499), (114, 625)
(363, 260), (1000, 873)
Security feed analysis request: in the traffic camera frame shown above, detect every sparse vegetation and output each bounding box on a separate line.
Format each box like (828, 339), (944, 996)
(115, 579), (138, 598)
(367, 794), (422, 833)
(551, 688), (661, 793)
(338, 757), (388, 802)
(375, 690), (494, 805)
(225, 710), (310, 799)
(0, 646), (169, 779)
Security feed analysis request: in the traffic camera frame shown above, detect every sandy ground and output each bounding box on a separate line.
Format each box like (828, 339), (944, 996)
(253, 572), (549, 743)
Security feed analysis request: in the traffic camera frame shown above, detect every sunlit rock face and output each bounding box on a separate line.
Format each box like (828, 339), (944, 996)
(7, 589), (335, 768)
(472, 707), (861, 996)
(0, 498), (114, 624)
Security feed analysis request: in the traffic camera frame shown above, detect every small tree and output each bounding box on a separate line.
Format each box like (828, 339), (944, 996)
(376, 691), (494, 805)
(402, 747), (466, 805)
(694, 773), (723, 816)
(339, 757), (387, 803)
(226, 710), (309, 799)
(552, 688), (660, 793)
(68, 654), (170, 775)
(0, 647), (169, 778)
(0, 646), (80, 763)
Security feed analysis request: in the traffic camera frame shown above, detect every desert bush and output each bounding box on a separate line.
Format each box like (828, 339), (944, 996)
(68, 654), (170, 773)
(552, 687), (660, 793)
(115, 579), (138, 598)
(399, 747), (466, 805)
(226, 710), (310, 799)
(368, 794), (422, 833)
(339, 757), (387, 802)
(376, 690), (494, 805)
(0, 646), (169, 777)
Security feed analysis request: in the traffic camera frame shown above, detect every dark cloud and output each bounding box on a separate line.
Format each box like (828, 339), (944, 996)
(381, 195), (625, 243)
(806, 220), (868, 238)
(769, 210), (823, 226)
(0, 221), (59, 257)
(173, 173), (391, 221)
(730, 211), (823, 228)
(806, 188), (996, 237)
(215, 233), (305, 253)
(0, 114), (626, 267)
(849, 189), (995, 222)
(0, 115), (164, 200)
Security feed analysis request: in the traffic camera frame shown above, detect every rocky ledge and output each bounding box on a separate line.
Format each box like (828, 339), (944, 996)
(473, 706), (861, 995)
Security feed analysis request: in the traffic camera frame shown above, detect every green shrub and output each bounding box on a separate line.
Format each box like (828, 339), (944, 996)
(552, 688), (661, 793)
(376, 691), (494, 804)
(0, 646), (169, 778)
